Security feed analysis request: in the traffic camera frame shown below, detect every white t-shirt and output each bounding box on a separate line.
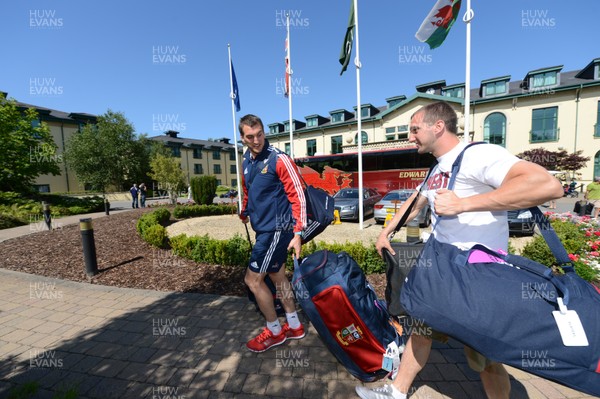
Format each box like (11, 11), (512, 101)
(419, 142), (520, 251)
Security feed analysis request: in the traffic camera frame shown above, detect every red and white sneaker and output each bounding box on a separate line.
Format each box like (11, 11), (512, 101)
(283, 323), (306, 340)
(246, 327), (286, 352)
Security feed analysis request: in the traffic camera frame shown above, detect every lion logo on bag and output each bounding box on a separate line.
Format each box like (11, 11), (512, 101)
(336, 323), (363, 346)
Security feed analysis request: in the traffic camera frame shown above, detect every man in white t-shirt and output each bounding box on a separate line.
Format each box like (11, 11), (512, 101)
(356, 101), (563, 399)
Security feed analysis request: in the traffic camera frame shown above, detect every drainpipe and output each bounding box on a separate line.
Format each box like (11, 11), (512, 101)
(574, 84), (582, 153)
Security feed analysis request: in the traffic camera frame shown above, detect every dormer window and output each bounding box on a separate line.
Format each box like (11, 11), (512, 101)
(442, 85), (464, 98)
(523, 66), (562, 91)
(307, 117), (318, 127)
(480, 76), (510, 98)
(331, 112), (344, 123)
(360, 107), (370, 118)
(485, 81), (507, 96)
(532, 71), (557, 88)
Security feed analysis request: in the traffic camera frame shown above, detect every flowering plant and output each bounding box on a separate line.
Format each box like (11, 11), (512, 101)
(545, 212), (600, 281)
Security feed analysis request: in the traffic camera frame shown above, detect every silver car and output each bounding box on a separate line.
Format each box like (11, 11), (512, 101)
(374, 189), (431, 227)
(333, 188), (382, 221)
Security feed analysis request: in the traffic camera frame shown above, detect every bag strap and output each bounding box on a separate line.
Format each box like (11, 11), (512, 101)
(388, 161), (438, 240)
(447, 142), (573, 269)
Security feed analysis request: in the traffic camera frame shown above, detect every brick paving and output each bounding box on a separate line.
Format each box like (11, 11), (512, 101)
(0, 269), (597, 399)
(1, 196), (598, 398)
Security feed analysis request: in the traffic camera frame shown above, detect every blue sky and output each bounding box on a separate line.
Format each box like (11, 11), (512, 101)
(1, 1), (598, 141)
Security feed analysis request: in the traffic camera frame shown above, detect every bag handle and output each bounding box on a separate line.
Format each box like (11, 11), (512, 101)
(388, 161), (438, 240)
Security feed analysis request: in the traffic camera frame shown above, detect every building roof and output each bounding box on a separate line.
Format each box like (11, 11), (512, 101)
(149, 133), (239, 151)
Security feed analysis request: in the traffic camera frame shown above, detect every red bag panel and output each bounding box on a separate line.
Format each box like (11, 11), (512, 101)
(313, 285), (385, 373)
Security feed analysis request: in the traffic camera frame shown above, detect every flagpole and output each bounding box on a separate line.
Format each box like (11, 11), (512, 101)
(463, 0), (474, 144)
(286, 13), (295, 159)
(227, 44), (243, 212)
(353, 0), (364, 230)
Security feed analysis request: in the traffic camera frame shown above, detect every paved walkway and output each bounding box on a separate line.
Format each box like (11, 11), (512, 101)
(1, 196), (597, 398)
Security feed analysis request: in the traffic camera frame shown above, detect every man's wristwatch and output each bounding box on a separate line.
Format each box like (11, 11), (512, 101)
(295, 231), (303, 238)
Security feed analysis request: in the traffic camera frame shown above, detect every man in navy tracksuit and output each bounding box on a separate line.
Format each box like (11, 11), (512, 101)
(239, 114), (307, 352)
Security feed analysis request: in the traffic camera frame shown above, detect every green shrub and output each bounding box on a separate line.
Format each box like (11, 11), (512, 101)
(152, 208), (171, 225)
(173, 204), (236, 219)
(0, 213), (27, 229)
(143, 224), (168, 248)
(191, 176), (217, 205)
(136, 208), (170, 236)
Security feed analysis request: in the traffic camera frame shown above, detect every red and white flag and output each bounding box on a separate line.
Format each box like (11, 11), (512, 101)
(285, 34), (290, 97)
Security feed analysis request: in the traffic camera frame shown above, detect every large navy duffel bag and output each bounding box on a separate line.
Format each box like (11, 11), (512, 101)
(293, 250), (402, 382)
(401, 207), (600, 396)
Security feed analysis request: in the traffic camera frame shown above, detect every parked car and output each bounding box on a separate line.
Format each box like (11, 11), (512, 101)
(374, 189), (431, 227)
(220, 189), (238, 198)
(507, 209), (536, 236)
(333, 188), (382, 221)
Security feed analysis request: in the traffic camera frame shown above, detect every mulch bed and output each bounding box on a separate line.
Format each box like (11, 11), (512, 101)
(0, 209), (387, 298)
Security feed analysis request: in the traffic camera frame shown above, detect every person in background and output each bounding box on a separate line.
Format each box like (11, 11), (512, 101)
(238, 114), (306, 352)
(130, 183), (139, 209)
(139, 183), (147, 208)
(585, 176), (600, 219)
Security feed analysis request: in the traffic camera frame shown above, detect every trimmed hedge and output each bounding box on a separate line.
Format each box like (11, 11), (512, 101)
(172, 204), (236, 219)
(169, 232), (384, 275)
(136, 208), (171, 248)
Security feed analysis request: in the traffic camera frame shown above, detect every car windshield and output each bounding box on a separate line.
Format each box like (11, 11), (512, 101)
(336, 190), (359, 199)
(382, 191), (412, 201)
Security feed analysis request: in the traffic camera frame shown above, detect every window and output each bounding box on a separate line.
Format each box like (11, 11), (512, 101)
(385, 127), (396, 134)
(484, 113), (507, 147)
(331, 112), (344, 123)
(194, 164), (203, 174)
(594, 151), (600, 180)
(170, 146), (181, 157)
(595, 101), (600, 138)
(531, 107), (558, 142)
(212, 150), (221, 160)
(354, 131), (368, 145)
(385, 127), (396, 141)
(193, 148), (202, 159)
(360, 107), (369, 118)
(33, 184), (50, 193)
(397, 125), (409, 140)
(532, 71), (557, 88)
(231, 179), (237, 187)
(269, 125), (279, 134)
(307, 139), (317, 156)
(331, 135), (342, 154)
(284, 122), (290, 131)
(230, 165), (236, 174)
(307, 117), (318, 127)
(484, 81), (507, 96)
(213, 165), (222, 174)
(282, 143), (290, 155)
(229, 151), (236, 161)
(216, 179), (222, 185)
(442, 87), (464, 98)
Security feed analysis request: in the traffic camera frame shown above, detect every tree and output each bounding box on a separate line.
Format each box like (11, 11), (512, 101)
(0, 94), (61, 193)
(516, 148), (590, 180)
(64, 110), (147, 193)
(148, 153), (185, 205)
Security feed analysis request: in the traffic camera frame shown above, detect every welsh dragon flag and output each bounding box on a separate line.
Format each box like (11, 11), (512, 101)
(415, 0), (461, 49)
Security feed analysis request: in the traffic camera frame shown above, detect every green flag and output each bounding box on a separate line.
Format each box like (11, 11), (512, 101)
(339, 0), (355, 75)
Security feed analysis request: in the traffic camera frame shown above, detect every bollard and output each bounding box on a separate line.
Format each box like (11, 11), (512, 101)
(104, 198), (110, 216)
(406, 218), (420, 243)
(42, 201), (52, 230)
(383, 213), (393, 227)
(80, 218), (98, 277)
(333, 209), (342, 225)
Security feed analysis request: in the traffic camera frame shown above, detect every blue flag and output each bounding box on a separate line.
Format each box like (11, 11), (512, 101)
(231, 60), (241, 112)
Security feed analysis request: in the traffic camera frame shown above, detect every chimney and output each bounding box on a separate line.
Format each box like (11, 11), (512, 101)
(165, 130), (179, 138)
